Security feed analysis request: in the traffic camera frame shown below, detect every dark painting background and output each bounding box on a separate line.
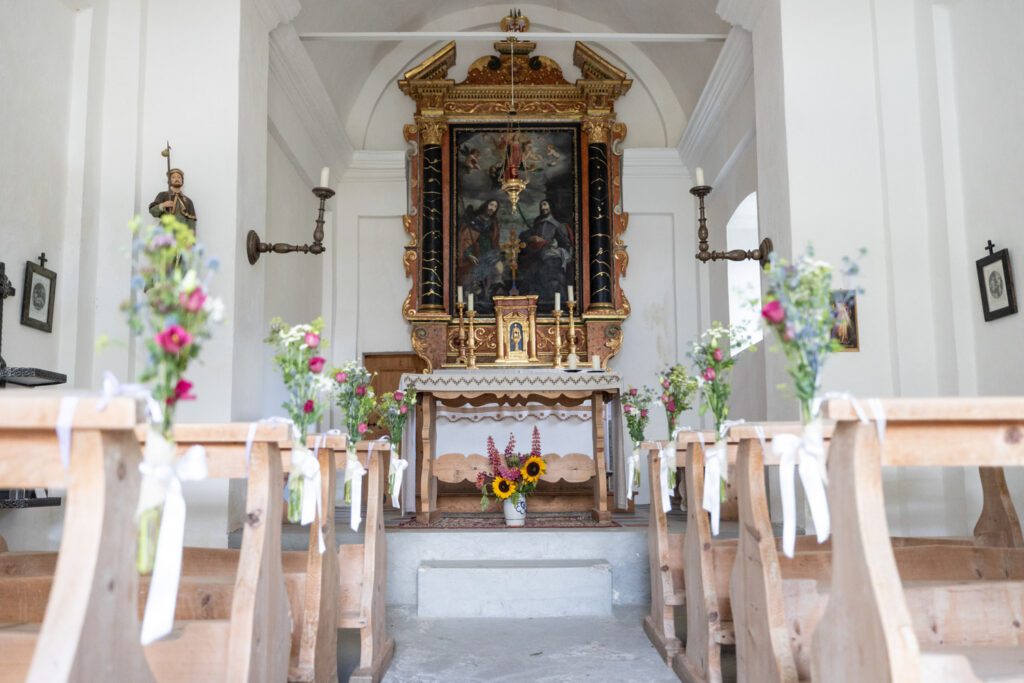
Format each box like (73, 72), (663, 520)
(450, 123), (581, 316)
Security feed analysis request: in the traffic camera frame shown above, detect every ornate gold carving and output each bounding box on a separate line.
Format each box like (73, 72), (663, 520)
(582, 118), (611, 144)
(464, 55), (569, 86)
(400, 41), (457, 84)
(603, 324), (623, 363)
(411, 326), (434, 374)
(443, 100), (585, 116)
(418, 120), (447, 146)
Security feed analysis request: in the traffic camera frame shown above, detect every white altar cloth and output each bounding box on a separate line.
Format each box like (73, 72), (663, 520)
(398, 368), (632, 510)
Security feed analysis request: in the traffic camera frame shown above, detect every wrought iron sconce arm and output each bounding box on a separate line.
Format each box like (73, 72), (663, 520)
(247, 186), (335, 265)
(691, 184), (773, 267)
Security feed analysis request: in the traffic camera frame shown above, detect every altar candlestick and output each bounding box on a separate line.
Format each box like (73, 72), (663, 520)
(554, 292), (561, 310)
(591, 354), (602, 370)
(468, 293), (474, 311)
(567, 285), (574, 301)
(457, 286), (463, 304)
(695, 166), (705, 186)
(320, 166), (331, 187)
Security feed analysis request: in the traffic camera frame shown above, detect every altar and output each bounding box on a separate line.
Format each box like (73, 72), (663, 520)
(401, 368), (630, 523)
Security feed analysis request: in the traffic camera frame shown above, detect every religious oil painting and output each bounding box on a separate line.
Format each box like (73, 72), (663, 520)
(831, 289), (859, 352)
(976, 248), (1018, 322)
(450, 122), (582, 317)
(20, 260), (56, 333)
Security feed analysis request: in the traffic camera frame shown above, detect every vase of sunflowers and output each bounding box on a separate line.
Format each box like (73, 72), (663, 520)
(476, 427), (546, 527)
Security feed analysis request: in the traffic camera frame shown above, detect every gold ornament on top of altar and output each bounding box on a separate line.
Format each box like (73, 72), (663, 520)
(494, 295), (538, 364)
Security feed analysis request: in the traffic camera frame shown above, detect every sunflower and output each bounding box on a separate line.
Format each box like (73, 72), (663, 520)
(492, 476), (516, 499)
(521, 455), (546, 483)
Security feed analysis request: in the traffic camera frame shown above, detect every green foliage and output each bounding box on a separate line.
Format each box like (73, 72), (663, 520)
(622, 385), (656, 446)
(332, 361), (376, 440)
(264, 317), (330, 439)
(689, 321), (754, 436)
(657, 365), (699, 436)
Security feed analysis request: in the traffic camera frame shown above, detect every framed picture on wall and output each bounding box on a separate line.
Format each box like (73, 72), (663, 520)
(831, 289), (859, 352)
(20, 258), (56, 333)
(976, 248), (1017, 322)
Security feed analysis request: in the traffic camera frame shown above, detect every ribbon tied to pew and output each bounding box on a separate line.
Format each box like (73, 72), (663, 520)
(772, 394), (887, 558)
(388, 443), (409, 513)
(625, 446), (642, 502)
(138, 428), (208, 645)
(653, 427), (692, 512)
(701, 420), (745, 536)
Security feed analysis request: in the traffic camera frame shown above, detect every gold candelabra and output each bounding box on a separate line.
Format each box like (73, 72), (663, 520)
(566, 299), (579, 365)
(551, 309), (563, 369)
(455, 302), (467, 365)
(466, 309), (478, 369)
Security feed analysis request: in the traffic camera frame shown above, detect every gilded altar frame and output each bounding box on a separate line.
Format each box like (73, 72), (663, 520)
(399, 25), (632, 372)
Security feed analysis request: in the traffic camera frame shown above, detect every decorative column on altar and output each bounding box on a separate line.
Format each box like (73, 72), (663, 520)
(417, 119), (446, 312)
(583, 117), (613, 311)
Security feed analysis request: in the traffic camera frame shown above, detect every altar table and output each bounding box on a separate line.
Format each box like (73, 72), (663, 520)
(400, 369), (629, 523)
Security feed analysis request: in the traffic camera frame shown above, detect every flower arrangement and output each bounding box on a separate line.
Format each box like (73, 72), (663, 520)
(622, 386), (655, 494)
(476, 427), (546, 512)
(332, 361), (376, 440)
(332, 361), (376, 502)
(658, 366), (699, 438)
(124, 215), (223, 575)
(690, 322), (753, 436)
(265, 317), (333, 523)
(376, 387), (417, 501)
(761, 248), (863, 422)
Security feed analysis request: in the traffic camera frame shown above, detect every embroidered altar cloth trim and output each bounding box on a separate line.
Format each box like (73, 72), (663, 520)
(401, 369), (623, 394)
(437, 404), (592, 423)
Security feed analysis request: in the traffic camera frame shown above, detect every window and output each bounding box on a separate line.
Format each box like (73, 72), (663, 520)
(726, 193), (763, 354)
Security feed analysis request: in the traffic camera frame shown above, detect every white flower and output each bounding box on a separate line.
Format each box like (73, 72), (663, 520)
(179, 270), (199, 294)
(203, 296), (225, 323)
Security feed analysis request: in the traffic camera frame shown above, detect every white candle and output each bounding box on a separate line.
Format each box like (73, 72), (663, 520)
(567, 285), (574, 302)
(695, 167), (705, 186)
(567, 353), (578, 370)
(468, 293), (474, 311)
(591, 354), (602, 369)
(554, 292), (561, 310)
(320, 166), (330, 187)
(457, 286), (464, 304)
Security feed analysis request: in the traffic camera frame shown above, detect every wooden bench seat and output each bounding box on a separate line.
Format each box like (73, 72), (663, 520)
(807, 398), (1024, 682)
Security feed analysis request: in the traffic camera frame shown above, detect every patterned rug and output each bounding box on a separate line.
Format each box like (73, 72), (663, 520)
(392, 512), (620, 529)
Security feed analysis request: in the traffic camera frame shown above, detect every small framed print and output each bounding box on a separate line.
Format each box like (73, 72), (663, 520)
(831, 289), (859, 352)
(976, 249), (1017, 322)
(20, 261), (56, 333)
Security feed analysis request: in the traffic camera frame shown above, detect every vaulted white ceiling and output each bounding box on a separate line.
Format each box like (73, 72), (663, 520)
(294, 0), (728, 149)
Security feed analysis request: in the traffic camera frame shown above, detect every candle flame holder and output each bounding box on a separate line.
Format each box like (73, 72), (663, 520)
(247, 186), (335, 265)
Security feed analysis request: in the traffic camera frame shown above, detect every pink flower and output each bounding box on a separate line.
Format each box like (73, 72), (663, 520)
(355, 385), (366, 397)
(640, 409), (649, 418)
(629, 388), (638, 397)
(713, 348), (724, 362)
(475, 471), (487, 490)
(399, 404), (409, 415)
(762, 299), (785, 325)
(702, 367), (716, 382)
(304, 332), (320, 348)
(662, 379), (670, 389)
(624, 405), (633, 415)
(179, 288), (206, 313)
(166, 379), (196, 405)
(394, 390), (404, 401)
(357, 423), (368, 434)
(783, 326), (796, 342)
(666, 400), (676, 413)
(309, 356), (326, 373)
(335, 371), (347, 383)
(662, 393), (670, 404)
(155, 324), (193, 354)
(303, 399), (315, 414)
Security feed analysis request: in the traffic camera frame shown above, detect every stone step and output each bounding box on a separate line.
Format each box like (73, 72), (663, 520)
(417, 559), (613, 618)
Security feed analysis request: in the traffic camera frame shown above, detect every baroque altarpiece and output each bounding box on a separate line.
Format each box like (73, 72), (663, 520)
(399, 23), (633, 371)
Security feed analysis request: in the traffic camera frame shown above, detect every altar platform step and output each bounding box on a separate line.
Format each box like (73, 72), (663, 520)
(417, 559), (612, 618)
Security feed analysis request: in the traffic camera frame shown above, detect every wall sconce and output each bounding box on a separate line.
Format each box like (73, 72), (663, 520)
(246, 167), (335, 265)
(690, 167), (772, 267)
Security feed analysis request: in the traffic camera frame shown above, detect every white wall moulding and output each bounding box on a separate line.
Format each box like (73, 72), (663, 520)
(300, 31), (728, 43)
(677, 26), (753, 168)
(342, 150), (406, 184)
(622, 148), (688, 180)
(252, 0), (300, 32)
(269, 25), (353, 179)
(716, 0), (768, 31)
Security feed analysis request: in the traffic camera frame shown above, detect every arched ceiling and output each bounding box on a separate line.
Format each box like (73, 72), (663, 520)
(294, 0), (727, 149)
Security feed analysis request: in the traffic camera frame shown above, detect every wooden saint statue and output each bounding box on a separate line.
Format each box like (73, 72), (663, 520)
(149, 167), (197, 232)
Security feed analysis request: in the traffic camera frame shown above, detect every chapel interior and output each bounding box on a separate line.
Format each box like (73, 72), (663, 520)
(1, 1), (1023, 681)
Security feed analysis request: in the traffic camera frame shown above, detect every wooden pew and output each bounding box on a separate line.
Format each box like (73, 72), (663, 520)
(642, 431), (713, 664)
(728, 414), (1024, 682)
(0, 421), (294, 682)
(0, 395), (152, 682)
(811, 398), (1024, 682)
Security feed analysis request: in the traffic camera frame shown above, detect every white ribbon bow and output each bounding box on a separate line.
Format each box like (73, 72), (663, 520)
(296, 438), (325, 555)
(772, 419), (830, 558)
(700, 421), (743, 536)
(388, 443), (409, 512)
(97, 371), (164, 426)
(625, 446), (642, 501)
(138, 429), (207, 645)
(56, 396), (80, 470)
(244, 416), (295, 472)
(344, 443), (368, 532)
(657, 441), (674, 512)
